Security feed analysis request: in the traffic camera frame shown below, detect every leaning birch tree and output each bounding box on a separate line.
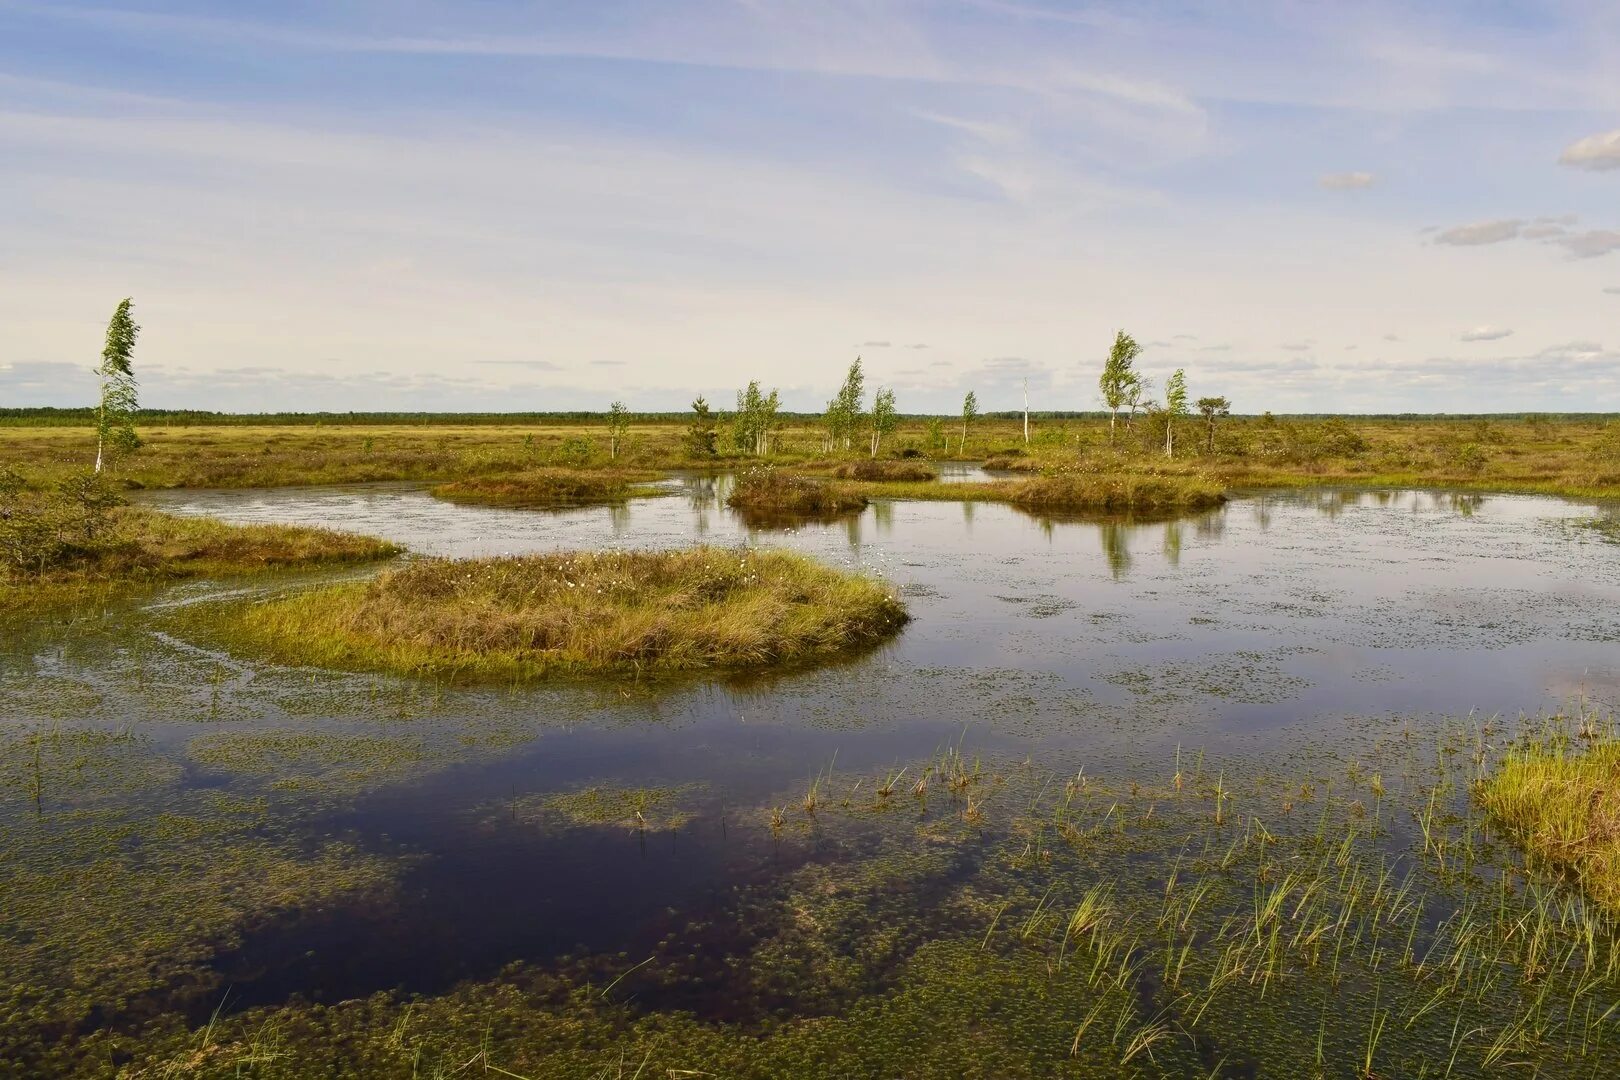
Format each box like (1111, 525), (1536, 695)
(869, 388), (897, 457)
(959, 391), (978, 454)
(1099, 331), (1140, 445)
(1163, 369), (1188, 457)
(94, 298), (141, 474)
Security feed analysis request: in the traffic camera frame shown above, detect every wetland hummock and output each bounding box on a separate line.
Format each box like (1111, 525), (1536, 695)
(216, 546), (909, 681)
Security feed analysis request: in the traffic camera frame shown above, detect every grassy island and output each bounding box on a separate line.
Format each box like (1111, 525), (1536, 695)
(1004, 471), (1227, 513)
(829, 459), (938, 482)
(825, 471), (1227, 513)
(222, 547), (907, 681)
(1480, 731), (1620, 914)
(431, 467), (663, 509)
(726, 467), (869, 519)
(1, 476), (398, 613)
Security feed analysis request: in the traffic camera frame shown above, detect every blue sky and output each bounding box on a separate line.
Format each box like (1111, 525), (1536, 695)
(2, 1), (1618, 413)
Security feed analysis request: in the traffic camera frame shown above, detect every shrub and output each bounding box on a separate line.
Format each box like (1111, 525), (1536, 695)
(1451, 443), (1489, 475)
(550, 437), (596, 467)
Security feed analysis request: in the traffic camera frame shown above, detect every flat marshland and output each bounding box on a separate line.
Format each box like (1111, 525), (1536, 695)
(4, 411), (1619, 500)
(5, 413), (1620, 1077)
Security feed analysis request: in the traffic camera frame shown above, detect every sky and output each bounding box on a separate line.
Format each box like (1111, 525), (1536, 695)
(1, 1), (1618, 414)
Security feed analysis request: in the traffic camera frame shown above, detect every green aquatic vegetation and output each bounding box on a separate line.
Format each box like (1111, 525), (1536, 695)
(215, 547), (909, 682)
(17, 721), (1620, 1077)
(430, 467), (665, 508)
(1570, 514), (1620, 544)
(187, 730), (429, 793)
(0, 791), (402, 1072)
(517, 784), (705, 832)
(1100, 650), (1313, 707)
(0, 725), (181, 812)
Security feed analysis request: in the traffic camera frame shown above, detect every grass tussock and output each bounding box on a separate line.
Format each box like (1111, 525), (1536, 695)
(829, 459), (938, 482)
(431, 467), (661, 508)
(981, 453), (1042, 472)
(1006, 471), (1227, 513)
(225, 547), (908, 681)
(1480, 734), (1620, 913)
(1, 472), (397, 613)
(726, 467), (868, 518)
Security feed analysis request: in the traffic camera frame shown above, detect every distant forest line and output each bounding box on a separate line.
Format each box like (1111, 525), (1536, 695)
(5, 407), (1618, 427)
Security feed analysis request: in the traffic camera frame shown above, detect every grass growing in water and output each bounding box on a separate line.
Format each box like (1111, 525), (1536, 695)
(430, 467), (663, 508)
(1479, 726), (1620, 914)
(222, 547), (908, 681)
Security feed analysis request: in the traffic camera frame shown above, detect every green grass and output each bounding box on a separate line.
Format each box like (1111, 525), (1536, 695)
(1479, 730), (1620, 914)
(218, 547), (908, 681)
(430, 467), (664, 508)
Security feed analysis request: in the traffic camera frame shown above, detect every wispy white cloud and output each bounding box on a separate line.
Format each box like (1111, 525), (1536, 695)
(1559, 129), (1620, 172)
(1319, 171), (1375, 190)
(1520, 222), (1568, 239)
(1434, 220), (1522, 246)
(1460, 326), (1513, 342)
(1555, 230), (1620, 259)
